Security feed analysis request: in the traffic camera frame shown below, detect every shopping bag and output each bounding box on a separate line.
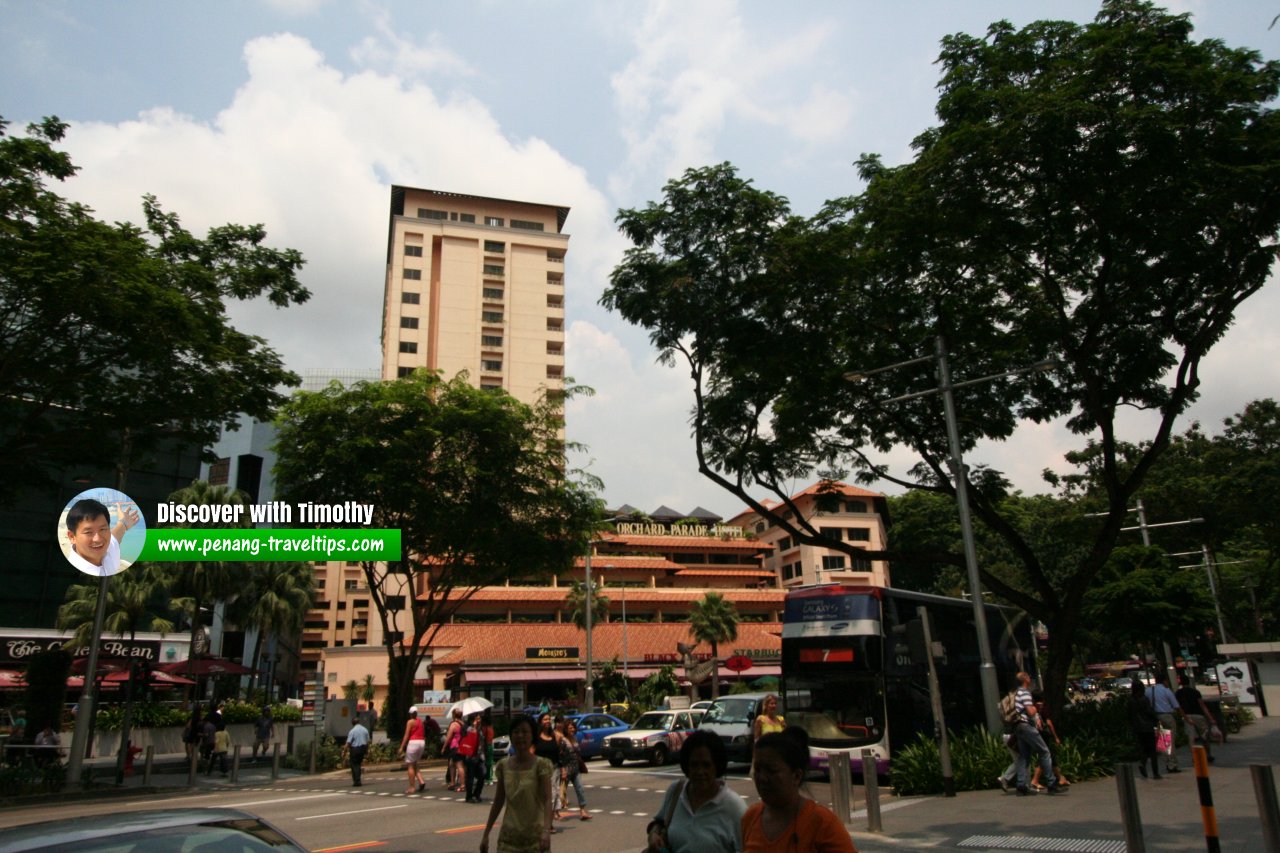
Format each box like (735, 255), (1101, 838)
(1155, 725), (1173, 755)
(1207, 724), (1223, 744)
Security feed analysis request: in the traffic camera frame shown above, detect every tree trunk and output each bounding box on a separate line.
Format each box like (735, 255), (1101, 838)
(710, 641), (720, 699)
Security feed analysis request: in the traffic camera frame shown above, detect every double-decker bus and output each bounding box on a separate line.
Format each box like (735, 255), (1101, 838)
(780, 584), (1035, 774)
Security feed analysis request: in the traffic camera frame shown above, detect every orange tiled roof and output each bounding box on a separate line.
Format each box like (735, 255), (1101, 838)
(571, 555), (683, 570)
(459, 587), (784, 605)
(674, 569), (777, 578)
(598, 532), (770, 552)
(427, 621), (782, 666)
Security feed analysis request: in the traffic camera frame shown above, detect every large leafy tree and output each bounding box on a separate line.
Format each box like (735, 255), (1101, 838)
(689, 592), (739, 698)
(227, 562), (315, 700)
(272, 370), (602, 738)
(0, 117), (308, 504)
(603, 2), (1280, 712)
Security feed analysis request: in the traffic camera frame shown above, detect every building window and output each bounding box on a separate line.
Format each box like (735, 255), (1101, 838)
(403, 268), (422, 280)
(546, 365), (563, 379)
(345, 580), (359, 591)
(822, 555), (847, 570)
(482, 359), (503, 372)
(484, 240), (505, 253)
(418, 208), (448, 220)
(400, 316), (419, 329)
(820, 527), (843, 541)
(845, 500), (868, 513)
(399, 341), (418, 354)
(402, 291), (420, 304)
(485, 216), (504, 227)
(480, 381), (502, 391)
(483, 288), (504, 302)
(450, 212), (458, 221)
(482, 311), (504, 323)
(483, 264), (504, 277)
(848, 527), (871, 541)
(397, 366), (414, 378)
(778, 536), (792, 552)
(208, 457), (230, 486)
(851, 555), (872, 572)
(547, 251), (565, 263)
(404, 245), (423, 257)
(511, 219), (544, 231)
(547, 342), (562, 355)
(547, 318), (562, 331)
(460, 213), (475, 223)
(547, 295), (563, 309)
(481, 334), (504, 347)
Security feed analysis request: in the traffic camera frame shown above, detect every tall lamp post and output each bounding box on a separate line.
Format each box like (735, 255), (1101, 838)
(846, 335), (1052, 735)
(66, 574), (110, 787)
(583, 548), (594, 713)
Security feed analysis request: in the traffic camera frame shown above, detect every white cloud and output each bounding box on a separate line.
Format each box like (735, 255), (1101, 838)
(348, 6), (474, 79)
(262, 0), (330, 16)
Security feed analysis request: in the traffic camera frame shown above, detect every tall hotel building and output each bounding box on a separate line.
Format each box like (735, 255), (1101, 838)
(381, 186), (568, 395)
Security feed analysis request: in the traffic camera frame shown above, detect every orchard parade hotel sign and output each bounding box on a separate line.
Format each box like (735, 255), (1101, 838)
(3, 636), (160, 665)
(614, 523), (746, 538)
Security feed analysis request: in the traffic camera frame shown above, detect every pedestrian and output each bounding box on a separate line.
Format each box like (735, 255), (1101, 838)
(750, 694), (785, 778)
(1175, 673), (1216, 763)
(1145, 671), (1182, 773)
(534, 713), (563, 820)
(742, 728), (856, 852)
(555, 719), (590, 821)
(480, 714), (553, 853)
(483, 710), (497, 784)
(445, 708), (466, 791)
(1129, 680), (1161, 779)
(199, 715), (218, 773)
(253, 706), (275, 761)
(32, 724), (60, 767)
(461, 714), (488, 803)
(1030, 693), (1069, 791)
(1010, 671), (1059, 796)
(210, 726), (231, 776)
(645, 729), (744, 853)
(343, 717), (370, 787)
(183, 706), (202, 761)
(400, 706), (427, 793)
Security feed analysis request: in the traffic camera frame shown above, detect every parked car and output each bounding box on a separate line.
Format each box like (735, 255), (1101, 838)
(604, 708), (705, 767)
(565, 712), (629, 759)
(698, 692), (775, 765)
(690, 700), (715, 711)
(0, 808), (308, 852)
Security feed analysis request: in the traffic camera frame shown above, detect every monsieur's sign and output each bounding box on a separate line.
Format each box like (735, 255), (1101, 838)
(2, 636), (160, 664)
(525, 647), (579, 663)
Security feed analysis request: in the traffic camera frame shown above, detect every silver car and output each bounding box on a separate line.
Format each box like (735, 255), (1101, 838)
(0, 808), (308, 852)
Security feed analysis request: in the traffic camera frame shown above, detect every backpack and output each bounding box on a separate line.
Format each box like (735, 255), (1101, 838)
(457, 730), (479, 757)
(999, 690), (1021, 726)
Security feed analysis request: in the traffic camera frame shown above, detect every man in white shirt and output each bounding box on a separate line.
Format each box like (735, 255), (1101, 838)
(64, 499), (138, 577)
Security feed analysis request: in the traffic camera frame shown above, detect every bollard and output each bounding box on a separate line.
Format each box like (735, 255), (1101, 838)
(143, 745), (154, 786)
(861, 749), (882, 833)
(231, 744), (241, 784)
(309, 737), (317, 775)
(1193, 746), (1221, 853)
(1252, 764), (1280, 853)
(1116, 763), (1146, 853)
(271, 742), (280, 782)
(188, 747), (199, 787)
(829, 752), (853, 825)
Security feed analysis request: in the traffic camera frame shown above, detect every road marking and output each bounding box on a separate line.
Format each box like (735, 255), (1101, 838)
(437, 824), (487, 835)
(312, 841), (388, 852)
(632, 812), (648, 817)
(225, 793), (348, 808)
(297, 805), (407, 821)
(609, 810), (625, 814)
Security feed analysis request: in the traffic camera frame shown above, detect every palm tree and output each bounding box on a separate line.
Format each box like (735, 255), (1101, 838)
(234, 562), (314, 700)
(689, 592), (739, 698)
(58, 568), (177, 651)
(565, 580), (609, 630)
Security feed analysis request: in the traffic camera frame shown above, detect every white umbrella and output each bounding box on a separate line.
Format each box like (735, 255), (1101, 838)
(450, 696), (493, 717)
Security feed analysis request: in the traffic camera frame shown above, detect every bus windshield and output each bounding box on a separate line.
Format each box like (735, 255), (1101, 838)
(784, 672), (885, 747)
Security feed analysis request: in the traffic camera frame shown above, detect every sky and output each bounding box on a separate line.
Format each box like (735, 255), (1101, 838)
(3, 1), (1277, 519)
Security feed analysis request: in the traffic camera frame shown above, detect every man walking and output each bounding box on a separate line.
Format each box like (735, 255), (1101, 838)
(1146, 671), (1182, 773)
(344, 717), (370, 787)
(1012, 671), (1059, 796)
(1175, 673), (1215, 764)
(252, 707), (275, 761)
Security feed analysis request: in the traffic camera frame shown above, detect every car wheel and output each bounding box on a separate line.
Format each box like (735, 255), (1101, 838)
(608, 753), (624, 767)
(650, 744), (669, 767)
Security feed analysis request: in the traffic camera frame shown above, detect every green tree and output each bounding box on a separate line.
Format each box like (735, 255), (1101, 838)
(592, 658), (629, 705)
(635, 664), (680, 709)
(230, 562), (314, 700)
(565, 580), (610, 631)
(272, 370), (602, 739)
(57, 569), (177, 651)
(603, 2), (1280, 713)
(0, 117), (308, 504)
(689, 592), (739, 698)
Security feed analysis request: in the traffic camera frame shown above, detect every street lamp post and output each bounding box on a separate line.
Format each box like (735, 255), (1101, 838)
(846, 335), (1052, 736)
(583, 549), (594, 713)
(66, 574), (110, 786)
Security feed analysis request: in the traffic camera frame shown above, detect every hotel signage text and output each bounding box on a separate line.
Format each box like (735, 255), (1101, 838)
(614, 523), (745, 538)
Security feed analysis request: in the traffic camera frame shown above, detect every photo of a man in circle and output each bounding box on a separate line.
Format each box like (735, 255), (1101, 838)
(61, 494), (142, 577)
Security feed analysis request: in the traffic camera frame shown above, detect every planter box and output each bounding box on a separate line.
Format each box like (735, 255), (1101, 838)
(92, 722), (299, 758)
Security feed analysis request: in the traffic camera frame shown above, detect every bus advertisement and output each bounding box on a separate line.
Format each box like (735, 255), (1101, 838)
(780, 584), (1036, 775)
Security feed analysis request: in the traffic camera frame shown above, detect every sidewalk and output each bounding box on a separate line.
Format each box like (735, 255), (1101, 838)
(847, 713), (1280, 852)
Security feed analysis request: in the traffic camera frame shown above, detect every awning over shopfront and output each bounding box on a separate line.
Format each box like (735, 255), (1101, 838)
(466, 670), (579, 684)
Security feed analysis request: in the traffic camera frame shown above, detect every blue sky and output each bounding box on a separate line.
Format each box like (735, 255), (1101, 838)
(3, 1), (1277, 517)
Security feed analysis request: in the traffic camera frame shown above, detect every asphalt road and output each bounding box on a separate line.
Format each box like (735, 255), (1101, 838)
(0, 760), (769, 852)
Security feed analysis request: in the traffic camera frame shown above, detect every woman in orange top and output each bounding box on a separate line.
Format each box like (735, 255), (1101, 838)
(742, 728), (856, 853)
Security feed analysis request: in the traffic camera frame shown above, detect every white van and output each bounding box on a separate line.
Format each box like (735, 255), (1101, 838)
(697, 692), (774, 765)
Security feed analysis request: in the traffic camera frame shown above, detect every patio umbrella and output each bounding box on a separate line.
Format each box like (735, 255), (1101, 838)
(750, 675), (779, 689)
(103, 669), (197, 687)
(450, 696), (494, 717)
(0, 669), (25, 689)
(158, 657), (257, 677)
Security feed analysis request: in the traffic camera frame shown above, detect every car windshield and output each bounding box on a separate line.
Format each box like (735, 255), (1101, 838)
(632, 713), (672, 730)
(30, 820), (304, 852)
(703, 698), (755, 724)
